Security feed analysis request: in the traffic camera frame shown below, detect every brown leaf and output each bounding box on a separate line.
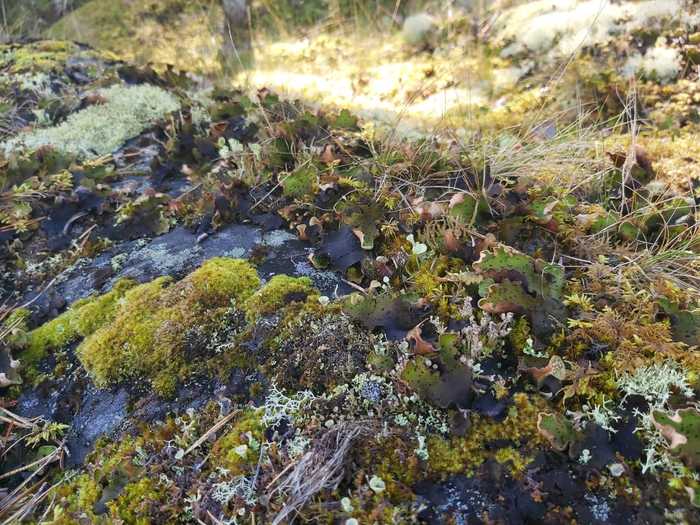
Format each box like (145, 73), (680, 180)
(406, 324), (437, 355)
(320, 144), (338, 164)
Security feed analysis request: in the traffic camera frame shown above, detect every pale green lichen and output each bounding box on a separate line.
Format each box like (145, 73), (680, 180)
(3, 84), (180, 158)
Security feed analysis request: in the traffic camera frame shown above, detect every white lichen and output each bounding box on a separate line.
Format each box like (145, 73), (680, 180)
(623, 39), (683, 83)
(617, 361), (693, 409)
(402, 13), (435, 46)
(498, 0), (683, 59)
(3, 83), (180, 158)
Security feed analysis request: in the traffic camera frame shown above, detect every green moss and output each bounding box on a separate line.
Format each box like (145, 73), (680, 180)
(509, 317), (531, 351)
(76, 258), (259, 397)
(2, 307), (30, 348)
(109, 478), (165, 524)
(4, 84), (181, 158)
(281, 164), (317, 198)
(24, 279), (137, 370)
(211, 409), (265, 476)
(0, 41), (88, 74)
(186, 256), (260, 305)
(427, 393), (544, 476)
(243, 275), (317, 320)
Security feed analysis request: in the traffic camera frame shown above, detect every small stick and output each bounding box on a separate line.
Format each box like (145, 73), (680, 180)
(183, 409), (239, 457)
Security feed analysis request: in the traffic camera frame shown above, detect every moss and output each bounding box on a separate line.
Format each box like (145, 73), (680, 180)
(509, 317), (531, 351)
(24, 279), (137, 371)
(47, 0), (224, 75)
(210, 409), (265, 476)
(53, 473), (102, 523)
(281, 164), (317, 198)
(267, 311), (372, 392)
(2, 307), (30, 348)
(185, 256), (260, 305)
(369, 435), (422, 500)
(77, 258), (260, 397)
(4, 84), (181, 158)
(427, 393), (545, 476)
(243, 275), (317, 320)
(109, 478), (166, 524)
(0, 41), (90, 74)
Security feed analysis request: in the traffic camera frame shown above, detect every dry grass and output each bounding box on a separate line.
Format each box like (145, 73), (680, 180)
(266, 422), (370, 525)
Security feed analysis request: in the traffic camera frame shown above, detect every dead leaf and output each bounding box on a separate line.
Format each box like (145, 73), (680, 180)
(406, 323), (437, 355)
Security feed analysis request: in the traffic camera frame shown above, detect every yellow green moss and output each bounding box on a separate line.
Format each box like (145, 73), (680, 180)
(281, 164), (317, 198)
(77, 258), (260, 397)
(108, 478), (166, 524)
(24, 279), (137, 369)
(243, 274), (318, 320)
(370, 435), (422, 500)
(427, 393), (546, 477)
(210, 408), (265, 476)
(2, 307), (30, 348)
(47, 0), (224, 75)
(0, 41), (95, 74)
(509, 317), (531, 351)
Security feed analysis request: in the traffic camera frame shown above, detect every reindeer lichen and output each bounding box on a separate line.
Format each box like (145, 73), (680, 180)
(3, 84), (180, 158)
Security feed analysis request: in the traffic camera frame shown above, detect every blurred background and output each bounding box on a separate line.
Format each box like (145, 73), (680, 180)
(1, 1), (697, 141)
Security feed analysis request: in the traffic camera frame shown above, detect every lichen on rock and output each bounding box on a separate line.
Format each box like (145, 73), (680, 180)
(3, 84), (180, 158)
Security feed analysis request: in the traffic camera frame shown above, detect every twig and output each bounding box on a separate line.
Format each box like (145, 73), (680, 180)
(183, 409), (240, 457)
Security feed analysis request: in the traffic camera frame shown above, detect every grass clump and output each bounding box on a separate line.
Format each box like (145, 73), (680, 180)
(77, 257), (260, 397)
(3, 83), (180, 158)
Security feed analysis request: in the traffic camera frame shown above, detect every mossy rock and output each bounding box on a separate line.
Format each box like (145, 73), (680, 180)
(47, 0), (225, 75)
(26, 258), (259, 397)
(25, 279), (138, 370)
(77, 258), (259, 396)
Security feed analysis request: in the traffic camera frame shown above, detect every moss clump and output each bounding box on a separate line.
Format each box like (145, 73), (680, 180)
(109, 478), (166, 524)
(3, 84), (180, 158)
(427, 393), (545, 476)
(24, 279), (137, 370)
(281, 165), (317, 198)
(243, 275), (317, 320)
(0, 41), (89, 74)
(210, 409), (265, 476)
(77, 258), (260, 397)
(2, 307), (30, 348)
(269, 312), (372, 392)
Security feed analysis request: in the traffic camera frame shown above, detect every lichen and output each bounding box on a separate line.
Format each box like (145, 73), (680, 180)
(3, 84), (181, 158)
